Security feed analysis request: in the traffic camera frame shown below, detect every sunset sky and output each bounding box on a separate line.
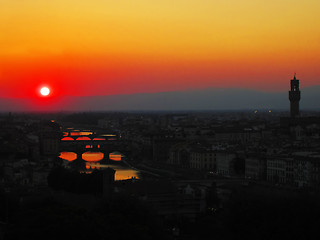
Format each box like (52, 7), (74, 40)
(0, 0), (319, 100)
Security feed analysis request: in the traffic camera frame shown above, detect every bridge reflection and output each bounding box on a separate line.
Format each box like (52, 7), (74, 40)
(82, 152), (104, 161)
(60, 134), (128, 163)
(59, 152), (77, 161)
(59, 151), (123, 162)
(59, 129), (139, 180)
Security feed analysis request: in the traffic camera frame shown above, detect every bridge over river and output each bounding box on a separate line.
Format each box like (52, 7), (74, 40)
(60, 130), (130, 163)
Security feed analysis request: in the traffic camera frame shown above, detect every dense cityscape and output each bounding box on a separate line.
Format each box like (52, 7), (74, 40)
(2, 0), (319, 239)
(0, 77), (319, 239)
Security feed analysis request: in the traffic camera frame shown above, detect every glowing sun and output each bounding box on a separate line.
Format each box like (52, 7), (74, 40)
(40, 87), (50, 96)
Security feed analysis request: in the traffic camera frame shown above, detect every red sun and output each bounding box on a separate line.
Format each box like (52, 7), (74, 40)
(40, 87), (50, 96)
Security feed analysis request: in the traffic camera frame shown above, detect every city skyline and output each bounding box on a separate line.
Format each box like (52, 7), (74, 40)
(1, 2), (320, 238)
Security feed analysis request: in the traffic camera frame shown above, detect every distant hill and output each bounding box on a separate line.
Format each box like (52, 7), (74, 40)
(1, 86), (320, 112)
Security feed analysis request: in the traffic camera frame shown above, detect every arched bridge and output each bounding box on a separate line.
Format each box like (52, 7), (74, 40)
(60, 136), (130, 162)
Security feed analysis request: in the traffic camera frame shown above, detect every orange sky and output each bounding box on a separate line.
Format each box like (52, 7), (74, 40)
(0, 0), (319, 99)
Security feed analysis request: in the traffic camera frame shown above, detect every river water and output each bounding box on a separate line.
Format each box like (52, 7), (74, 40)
(59, 129), (140, 181)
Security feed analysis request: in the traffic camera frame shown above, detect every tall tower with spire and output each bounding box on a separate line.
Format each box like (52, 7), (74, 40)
(289, 73), (301, 118)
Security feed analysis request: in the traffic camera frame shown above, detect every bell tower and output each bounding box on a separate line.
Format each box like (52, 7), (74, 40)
(289, 73), (301, 118)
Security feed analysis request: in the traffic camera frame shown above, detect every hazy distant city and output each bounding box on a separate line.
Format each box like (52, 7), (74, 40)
(1, 85), (320, 112)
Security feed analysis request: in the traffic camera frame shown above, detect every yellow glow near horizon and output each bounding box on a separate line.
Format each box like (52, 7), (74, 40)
(1, 0), (319, 58)
(0, 0), (319, 98)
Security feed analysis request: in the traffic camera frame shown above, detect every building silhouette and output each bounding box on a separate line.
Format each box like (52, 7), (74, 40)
(289, 73), (301, 118)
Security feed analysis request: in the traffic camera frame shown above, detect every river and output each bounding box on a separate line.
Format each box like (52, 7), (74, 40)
(59, 128), (140, 181)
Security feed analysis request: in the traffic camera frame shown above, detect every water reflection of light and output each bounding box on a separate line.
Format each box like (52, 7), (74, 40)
(82, 152), (104, 162)
(71, 132), (93, 136)
(93, 138), (106, 141)
(61, 137), (74, 141)
(100, 164), (139, 181)
(100, 134), (116, 137)
(86, 162), (101, 170)
(76, 136), (91, 141)
(115, 170), (139, 181)
(63, 132), (69, 136)
(109, 152), (122, 161)
(59, 152), (77, 161)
